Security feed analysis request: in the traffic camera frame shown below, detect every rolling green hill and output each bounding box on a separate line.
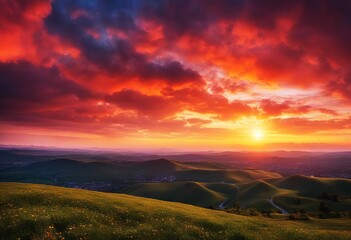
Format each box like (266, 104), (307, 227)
(121, 175), (351, 212)
(269, 175), (351, 197)
(1, 158), (350, 215)
(234, 181), (292, 209)
(0, 158), (282, 184)
(122, 181), (237, 207)
(201, 182), (239, 196)
(1, 182), (350, 240)
(0, 159), (125, 183)
(134, 159), (183, 175)
(174, 169), (281, 183)
(234, 176), (351, 212)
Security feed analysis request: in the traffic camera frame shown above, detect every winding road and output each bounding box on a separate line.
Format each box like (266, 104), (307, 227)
(218, 184), (239, 210)
(217, 185), (288, 214)
(268, 197), (288, 214)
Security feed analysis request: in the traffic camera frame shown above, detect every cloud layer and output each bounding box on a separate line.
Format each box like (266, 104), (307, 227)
(1, 0), (351, 149)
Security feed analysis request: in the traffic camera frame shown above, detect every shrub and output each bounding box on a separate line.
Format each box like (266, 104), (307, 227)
(289, 213), (310, 221)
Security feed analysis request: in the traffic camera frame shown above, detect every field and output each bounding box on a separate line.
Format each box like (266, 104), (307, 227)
(122, 175), (351, 212)
(122, 181), (237, 207)
(0, 158), (282, 183)
(2, 157), (350, 213)
(1, 182), (350, 240)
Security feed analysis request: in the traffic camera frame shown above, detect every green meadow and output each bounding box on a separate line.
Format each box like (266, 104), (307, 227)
(1, 182), (350, 240)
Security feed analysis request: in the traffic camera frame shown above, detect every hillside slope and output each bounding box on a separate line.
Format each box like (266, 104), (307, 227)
(0, 183), (350, 240)
(0, 158), (282, 184)
(269, 175), (351, 196)
(122, 181), (235, 207)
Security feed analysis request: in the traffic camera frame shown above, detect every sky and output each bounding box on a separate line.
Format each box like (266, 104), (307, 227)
(0, 0), (351, 151)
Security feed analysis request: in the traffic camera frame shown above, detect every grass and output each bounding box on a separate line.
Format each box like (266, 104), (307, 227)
(1, 182), (350, 240)
(274, 195), (351, 213)
(122, 181), (236, 207)
(224, 176), (351, 211)
(121, 176), (351, 211)
(175, 169), (281, 183)
(0, 158), (282, 184)
(269, 175), (351, 197)
(234, 181), (292, 209)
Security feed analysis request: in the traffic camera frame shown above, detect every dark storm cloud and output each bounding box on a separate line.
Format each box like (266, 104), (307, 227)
(140, 61), (202, 84)
(288, 0), (351, 63)
(45, 0), (137, 71)
(42, 0), (351, 90)
(44, 0), (202, 86)
(0, 61), (92, 111)
(139, 0), (251, 40)
(140, 0), (211, 39)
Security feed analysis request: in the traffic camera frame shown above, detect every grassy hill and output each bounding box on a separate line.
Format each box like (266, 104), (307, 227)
(134, 159), (182, 176)
(0, 158), (282, 184)
(119, 174), (351, 211)
(121, 175), (351, 212)
(234, 181), (292, 209)
(234, 176), (351, 212)
(269, 175), (351, 197)
(1, 158), (350, 216)
(201, 182), (239, 196)
(122, 181), (237, 207)
(174, 169), (281, 183)
(1, 182), (350, 240)
(0, 159), (125, 183)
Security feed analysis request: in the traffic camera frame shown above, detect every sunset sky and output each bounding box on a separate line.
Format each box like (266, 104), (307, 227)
(1, 0), (351, 151)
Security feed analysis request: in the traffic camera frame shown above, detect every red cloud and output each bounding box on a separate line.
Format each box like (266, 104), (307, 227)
(0, 0), (51, 62)
(260, 99), (338, 117)
(260, 99), (291, 116)
(1, 0), (351, 148)
(106, 89), (183, 119)
(271, 117), (351, 134)
(106, 87), (254, 121)
(163, 87), (254, 120)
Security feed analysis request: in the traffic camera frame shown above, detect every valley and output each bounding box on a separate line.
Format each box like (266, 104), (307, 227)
(1, 149), (350, 215)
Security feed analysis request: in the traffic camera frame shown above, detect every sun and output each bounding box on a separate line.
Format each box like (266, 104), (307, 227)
(252, 129), (264, 140)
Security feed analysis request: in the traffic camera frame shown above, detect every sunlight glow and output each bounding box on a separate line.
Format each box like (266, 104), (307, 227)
(252, 129), (263, 140)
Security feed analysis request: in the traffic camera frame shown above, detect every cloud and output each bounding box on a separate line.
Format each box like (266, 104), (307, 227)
(1, 0), (351, 148)
(44, 0), (203, 88)
(0, 0), (51, 62)
(260, 99), (291, 116)
(106, 86), (254, 121)
(0, 61), (92, 115)
(325, 70), (351, 101)
(163, 87), (254, 120)
(106, 89), (182, 119)
(270, 117), (351, 134)
(6, 0), (350, 92)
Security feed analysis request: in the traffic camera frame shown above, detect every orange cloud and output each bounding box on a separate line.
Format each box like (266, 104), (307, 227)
(1, 0), (351, 149)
